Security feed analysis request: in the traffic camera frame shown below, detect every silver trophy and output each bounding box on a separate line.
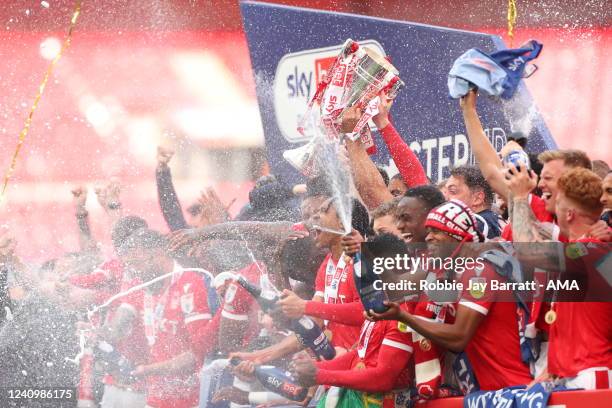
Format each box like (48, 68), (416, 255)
(287, 39), (404, 176)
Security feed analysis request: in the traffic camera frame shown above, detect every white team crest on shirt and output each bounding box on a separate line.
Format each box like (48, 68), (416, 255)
(181, 293), (194, 314)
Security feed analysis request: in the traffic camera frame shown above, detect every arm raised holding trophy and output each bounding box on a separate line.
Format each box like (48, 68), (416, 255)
(283, 39), (407, 219)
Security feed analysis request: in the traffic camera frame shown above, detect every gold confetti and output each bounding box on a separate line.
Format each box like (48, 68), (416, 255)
(507, 0), (518, 47)
(1, 1), (83, 203)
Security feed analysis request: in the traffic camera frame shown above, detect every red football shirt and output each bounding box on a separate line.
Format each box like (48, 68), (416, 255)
(104, 277), (149, 392)
(547, 239), (612, 378)
(314, 253), (362, 349)
(458, 262), (533, 390)
(501, 194), (561, 241)
(315, 301), (415, 393)
(221, 261), (267, 346)
(412, 295), (457, 399)
(144, 264), (212, 408)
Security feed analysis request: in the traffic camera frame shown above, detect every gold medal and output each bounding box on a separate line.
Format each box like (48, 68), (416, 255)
(355, 361), (366, 370)
(420, 338), (431, 351)
(324, 329), (333, 341)
(545, 310), (557, 324)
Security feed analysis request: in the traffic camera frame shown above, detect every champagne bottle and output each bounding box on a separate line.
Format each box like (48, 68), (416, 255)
(291, 316), (336, 361)
(236, 277), (278, 313)
(353, 252), (390, 313)
(94, 341), (136, 384)
(236, 277), (336, 360)
(229, 358), (308, 402)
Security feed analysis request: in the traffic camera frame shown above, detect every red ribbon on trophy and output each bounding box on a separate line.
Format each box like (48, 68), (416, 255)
(300, 40), (403, 147)
(286, 39), (404, 176)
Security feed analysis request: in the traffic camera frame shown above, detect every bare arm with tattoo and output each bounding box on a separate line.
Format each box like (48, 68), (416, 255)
(507, 164), (563, 270)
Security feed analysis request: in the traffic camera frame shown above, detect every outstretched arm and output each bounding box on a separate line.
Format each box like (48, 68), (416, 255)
(293, 334), (412, 393)
(460, 90), (510, 199)
(314, 345), (410, 392)
(169, 221), (292, 252)
(367, 302), (483, 353)
(71, 186), (97, 251)
(231, 333), (303, 365)
(374, 95), (428, 188)
(278, 289), (365, 327)
(156, 146), (188, 231)
(197, 221), (292, 242)
(134, 350), (197, 377)
(345, 136), (393, 210)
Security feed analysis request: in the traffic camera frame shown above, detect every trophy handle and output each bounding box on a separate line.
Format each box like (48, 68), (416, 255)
(282, 140), (319, 177)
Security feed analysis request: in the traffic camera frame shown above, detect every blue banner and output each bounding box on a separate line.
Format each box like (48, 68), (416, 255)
(240, 1), (556, 185)
(464, 383), (558, 408)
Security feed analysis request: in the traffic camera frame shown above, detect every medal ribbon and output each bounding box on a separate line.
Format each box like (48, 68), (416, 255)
(324, 253), (347, 305)
(323, 253), (348, 327)
(357, 320), (376, 360)
(435, 303), (447, 323)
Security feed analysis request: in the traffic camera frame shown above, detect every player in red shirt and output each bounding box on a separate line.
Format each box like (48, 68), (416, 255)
(277, 196), (372, 350)
(60, 216), (149, 308)
(108, 229), (213, 408)
(291, 302), (415, 408)
(231, 195), (371, 364)
(218, 261), (268, 352)
(368, 200), (533, 392)
(510, 167), (611, 389)
(62, 216), (149, 408)
(347, 226), (458, 402)
(392, 185), (458, 400)
(458, 90), (611, 242)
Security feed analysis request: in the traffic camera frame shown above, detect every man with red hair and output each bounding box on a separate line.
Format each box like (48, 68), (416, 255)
(508, 166), (611, 389)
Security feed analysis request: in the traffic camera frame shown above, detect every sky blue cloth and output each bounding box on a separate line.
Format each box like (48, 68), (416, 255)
(448, 49), (507, 98)
(448, 40), (543, 100)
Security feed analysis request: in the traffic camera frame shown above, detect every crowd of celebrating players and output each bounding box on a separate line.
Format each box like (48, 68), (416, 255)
(0, 89), (610, 408)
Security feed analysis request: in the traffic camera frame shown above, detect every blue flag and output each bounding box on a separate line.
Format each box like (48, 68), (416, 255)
(464, 382), (560, 408)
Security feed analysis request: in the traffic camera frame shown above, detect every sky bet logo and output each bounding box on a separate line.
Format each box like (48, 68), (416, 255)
(286, 66), (312, 98)
(273, 40), (386, 143)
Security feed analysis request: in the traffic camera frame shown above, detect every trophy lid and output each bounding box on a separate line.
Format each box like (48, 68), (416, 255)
(364, 47), (399, 75)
